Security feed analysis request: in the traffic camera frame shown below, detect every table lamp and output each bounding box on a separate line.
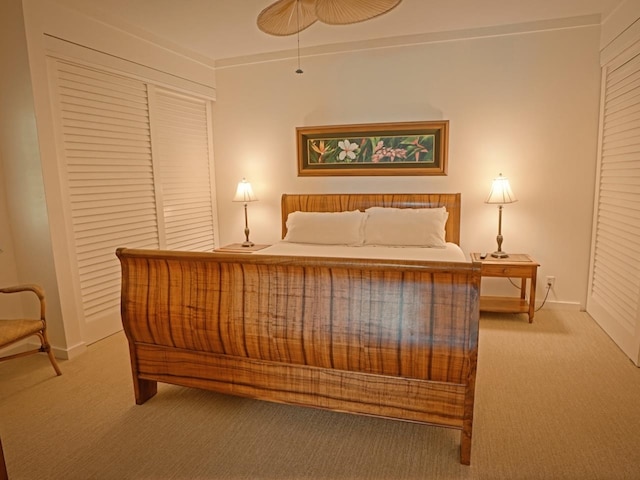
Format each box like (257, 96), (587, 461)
(232, 178), (258, 247)
(485, 173), (517, 258)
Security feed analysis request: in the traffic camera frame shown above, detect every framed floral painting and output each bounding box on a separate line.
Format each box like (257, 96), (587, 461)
(296, 120), (448, 176)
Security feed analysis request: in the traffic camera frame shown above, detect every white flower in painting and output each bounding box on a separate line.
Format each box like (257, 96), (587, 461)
(338, 139), (359, 161)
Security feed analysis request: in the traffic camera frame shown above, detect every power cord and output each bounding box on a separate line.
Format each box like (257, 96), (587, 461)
(535, 283), (551, 312)
(505, 277), (551, 312)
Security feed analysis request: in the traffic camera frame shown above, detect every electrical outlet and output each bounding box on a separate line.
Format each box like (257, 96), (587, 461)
(546, 276), (555, 288)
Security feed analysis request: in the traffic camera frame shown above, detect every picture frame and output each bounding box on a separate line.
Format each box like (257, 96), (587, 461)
(297, 120), (448, 176)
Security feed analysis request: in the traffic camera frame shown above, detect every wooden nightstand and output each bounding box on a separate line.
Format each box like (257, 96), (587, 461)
(470, 253), (540, 322)
(214, 243), (270, 253)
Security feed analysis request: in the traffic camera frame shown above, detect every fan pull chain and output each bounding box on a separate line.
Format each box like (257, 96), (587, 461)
(295, 0), (303, 74)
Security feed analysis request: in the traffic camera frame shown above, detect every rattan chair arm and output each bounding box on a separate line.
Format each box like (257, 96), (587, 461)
(0, 284), (44, 297)
(0, 284), (46, 320)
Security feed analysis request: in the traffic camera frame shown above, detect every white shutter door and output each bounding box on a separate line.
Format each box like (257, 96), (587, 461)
(150, 88), (217, 251)
(51, 59), (160, 342)
(587, 47), (640, 366)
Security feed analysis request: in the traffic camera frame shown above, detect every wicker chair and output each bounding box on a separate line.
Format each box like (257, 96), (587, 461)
(0, 284), (62, 376)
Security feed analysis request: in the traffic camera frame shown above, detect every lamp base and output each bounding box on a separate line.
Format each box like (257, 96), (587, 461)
(241, 240), (255, 247)
(491, 251), (509, 258)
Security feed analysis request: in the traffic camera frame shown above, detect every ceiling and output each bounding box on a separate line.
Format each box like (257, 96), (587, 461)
(50, 0), (624, 63)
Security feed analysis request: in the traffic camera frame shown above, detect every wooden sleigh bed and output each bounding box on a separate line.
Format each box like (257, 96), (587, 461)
(116, 193), (481, 464)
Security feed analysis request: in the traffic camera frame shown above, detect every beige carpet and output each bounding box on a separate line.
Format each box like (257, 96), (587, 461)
(1, 310), (639, 479)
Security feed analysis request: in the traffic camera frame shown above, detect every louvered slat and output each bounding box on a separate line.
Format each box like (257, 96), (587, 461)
(152, 88), (216, 252)
(54, 59), (160, 324)
(49, 58), (218, 344)
(590, 49), (640, 339)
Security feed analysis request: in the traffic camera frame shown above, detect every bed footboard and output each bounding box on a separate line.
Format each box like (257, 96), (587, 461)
(117, 248), (481, 464)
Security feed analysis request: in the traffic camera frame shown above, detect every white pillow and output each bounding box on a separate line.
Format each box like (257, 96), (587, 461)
(284, 210), (366, 245)
(363, 207), (448, 248)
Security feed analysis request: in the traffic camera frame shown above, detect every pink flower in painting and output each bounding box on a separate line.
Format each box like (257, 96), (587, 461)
(371, 141), (385, 162)
(372, 141), (407, 162)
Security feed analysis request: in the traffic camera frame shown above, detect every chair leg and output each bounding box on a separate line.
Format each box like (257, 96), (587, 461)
(45, 345), (62, 376)
(38, 331), (62, 376)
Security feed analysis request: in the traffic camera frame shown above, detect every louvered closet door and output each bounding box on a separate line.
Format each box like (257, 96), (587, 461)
(49, 59), (218, 344)
(51, 59), (159, 342)
(150, 87), (216, 251)
(587, 45), (640, 366)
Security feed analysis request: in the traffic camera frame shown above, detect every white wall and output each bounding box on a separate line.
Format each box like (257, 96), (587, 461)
(600, 0), (640, 58)
(213, 24), (602, 308)
(0, 0), (63, 332)
(0, 153), (22, 317)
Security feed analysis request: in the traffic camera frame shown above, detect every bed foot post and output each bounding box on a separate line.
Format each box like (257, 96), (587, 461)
(460, 431), (472, 465)
(134, 378), (157, 405)
(460, 348), (477, 465)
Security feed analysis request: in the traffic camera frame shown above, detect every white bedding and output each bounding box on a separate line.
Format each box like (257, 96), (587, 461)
(255, 241), (467, 262)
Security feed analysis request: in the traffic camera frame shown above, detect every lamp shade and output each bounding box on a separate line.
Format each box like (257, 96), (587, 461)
(233, 178), (257, 203)
(485, 173), (517, 205)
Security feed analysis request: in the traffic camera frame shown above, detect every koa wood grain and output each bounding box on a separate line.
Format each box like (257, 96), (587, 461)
(117, 193), (480, 465)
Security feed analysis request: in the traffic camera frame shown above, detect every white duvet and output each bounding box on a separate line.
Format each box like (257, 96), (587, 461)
(255, 241), (468, 262)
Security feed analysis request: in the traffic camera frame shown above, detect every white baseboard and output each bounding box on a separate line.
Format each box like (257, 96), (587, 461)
(56, 341), (87, 360)
(1, 339), (86, 360)
(536, 300), (583, 311)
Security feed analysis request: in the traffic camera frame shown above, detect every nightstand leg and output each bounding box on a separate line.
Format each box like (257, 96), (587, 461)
(529, 270), (537, 323)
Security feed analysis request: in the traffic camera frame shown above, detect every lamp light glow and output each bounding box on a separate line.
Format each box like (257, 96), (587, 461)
(485, 173), (517, 258)
(232, 178), (258, 247)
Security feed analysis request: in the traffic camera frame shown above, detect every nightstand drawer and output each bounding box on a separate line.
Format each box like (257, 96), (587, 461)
(481, 264), (534, 277)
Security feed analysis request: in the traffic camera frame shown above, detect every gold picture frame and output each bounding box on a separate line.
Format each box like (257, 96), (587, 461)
(297, 120), (448, 177)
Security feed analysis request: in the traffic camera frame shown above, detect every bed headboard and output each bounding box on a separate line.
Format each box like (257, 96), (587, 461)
(281, 193), (461, 245)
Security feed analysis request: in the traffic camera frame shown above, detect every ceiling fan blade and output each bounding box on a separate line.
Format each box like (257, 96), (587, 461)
(257, 0), (318, 36)
(315, 0), (402, 25)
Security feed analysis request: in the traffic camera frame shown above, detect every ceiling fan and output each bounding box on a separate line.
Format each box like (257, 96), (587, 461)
(257, 0), (403, 36)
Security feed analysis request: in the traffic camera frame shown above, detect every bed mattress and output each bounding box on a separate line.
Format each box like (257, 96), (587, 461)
(256, 241), (467, 262)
